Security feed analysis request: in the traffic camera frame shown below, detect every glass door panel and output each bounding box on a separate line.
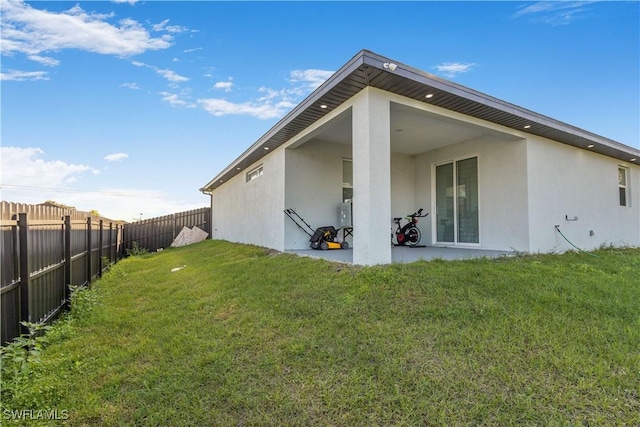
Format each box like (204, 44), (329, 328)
(435, 157), (479, 244)
(436, 163), (454, 242)
(456, 157), (479, 243)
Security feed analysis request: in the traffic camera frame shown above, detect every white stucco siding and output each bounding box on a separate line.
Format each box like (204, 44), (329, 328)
(526, 137), (640, 252)
(415, 136), (530, 251)
(284, 140), (352, 249)
(352, 88), (392, 265)
(391, 153), (418, 235)
(477, 136), (529, 251)
(211, 149), (286, 250)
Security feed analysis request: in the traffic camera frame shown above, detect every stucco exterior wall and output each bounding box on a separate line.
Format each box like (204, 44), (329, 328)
(351, 88), (392, 265)
(415, 135), (530, 251)
(284, 144), (423, 250)
(391, 153), (417, 233)
(526, 137), (640, 252)
(208, 84), (638, 261)
(284, 140), (351, 250)
(211, 149), (286, 250)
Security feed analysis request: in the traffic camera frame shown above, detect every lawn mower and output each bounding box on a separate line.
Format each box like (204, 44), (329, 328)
(284, 209), (349, 250)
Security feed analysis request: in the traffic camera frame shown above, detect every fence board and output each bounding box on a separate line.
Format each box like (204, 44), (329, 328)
(124, 207), (210, 252)
(1, 203), (209, 345)
(1, 202), (124, 344)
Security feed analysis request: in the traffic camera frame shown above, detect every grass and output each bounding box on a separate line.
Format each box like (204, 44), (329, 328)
(2, 241), (639, 426)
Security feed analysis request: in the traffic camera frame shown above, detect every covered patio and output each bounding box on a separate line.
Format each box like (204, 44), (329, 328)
(287, 245), (513, 265)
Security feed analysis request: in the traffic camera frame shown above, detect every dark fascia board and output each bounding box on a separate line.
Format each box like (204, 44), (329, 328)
(202, 49), (639, 192)
(359, 50), (639, 162)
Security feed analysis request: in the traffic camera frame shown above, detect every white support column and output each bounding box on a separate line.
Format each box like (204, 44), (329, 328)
(352, 88), (392, 265)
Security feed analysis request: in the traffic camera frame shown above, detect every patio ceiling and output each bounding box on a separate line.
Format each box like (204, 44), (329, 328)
(314, 102), (521, 155)
(202, 49), (639, 192)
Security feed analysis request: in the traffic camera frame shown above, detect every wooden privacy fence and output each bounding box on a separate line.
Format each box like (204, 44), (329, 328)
(1, 202), (123, 345)
(123, 207), (210, 252)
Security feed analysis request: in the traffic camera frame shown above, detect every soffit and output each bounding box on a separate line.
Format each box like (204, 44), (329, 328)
(202, 50), (639, 192)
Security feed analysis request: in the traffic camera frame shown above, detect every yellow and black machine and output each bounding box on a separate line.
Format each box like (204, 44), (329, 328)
(284, 209), (349, 250)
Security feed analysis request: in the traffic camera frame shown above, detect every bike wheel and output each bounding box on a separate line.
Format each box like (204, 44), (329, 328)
(407, 226), (421, 246)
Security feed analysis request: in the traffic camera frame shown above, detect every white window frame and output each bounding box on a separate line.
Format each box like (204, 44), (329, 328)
(618, 166), (629, 207)
(342, 158), (353, 202)
(246, 165), (263, 183)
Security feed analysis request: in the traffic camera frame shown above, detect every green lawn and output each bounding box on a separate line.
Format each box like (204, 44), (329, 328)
(2, 241), (639, 426)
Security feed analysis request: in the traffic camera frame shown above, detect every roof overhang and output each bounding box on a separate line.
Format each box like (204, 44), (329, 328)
(201, 49), (639, 192)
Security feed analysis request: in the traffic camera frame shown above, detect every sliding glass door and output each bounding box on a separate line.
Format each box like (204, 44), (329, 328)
(435, 157), (479, 244)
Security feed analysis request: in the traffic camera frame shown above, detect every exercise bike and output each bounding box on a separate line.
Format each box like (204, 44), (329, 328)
(393, 208), (428, 246)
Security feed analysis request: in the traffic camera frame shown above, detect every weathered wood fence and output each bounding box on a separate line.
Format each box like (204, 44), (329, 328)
(123, 207), (210, 253)
(1, 202), (124, 344)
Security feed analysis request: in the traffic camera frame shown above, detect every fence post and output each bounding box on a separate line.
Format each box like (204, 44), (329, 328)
(18, 213), (30, 334)
(86, 217), (92, 285)
(109, 222), (113, 265)
(64, 215), (72, 309)
(98, 220), (104, 277)
(172, 213), (177, 242)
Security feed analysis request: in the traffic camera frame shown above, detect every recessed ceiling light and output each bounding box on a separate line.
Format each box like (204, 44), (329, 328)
(631, 158), (637, 162)
(320, 104), (328, 109)
(587, 144), (595, 148)
(219, 180), (224, 183)
(523, 125), (531, 129)
(425, 94), (434, 99)
(264, 147), (269, 150)
(236, 167), (241, 170)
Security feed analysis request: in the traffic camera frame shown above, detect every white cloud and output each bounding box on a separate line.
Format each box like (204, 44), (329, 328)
(198, 68), (332, 120)
(104, 152), (129, 162)
(0, 183), (205, 222)
(26, 54), (59, 66)
(213, 80), (234, 92)
(0, 146), (205, 221)
(131, 60), (189, 83)
(120, 82), (140, 90)
(290, 69), (334, 90)
(156, 68), (189, 82)
(0, 0), (172, 65)
(111, 0), (139, 4)
(198, 98), (296, 119)
(184, 47), (202, 53)
(159, 92), (196, 108)
(0, 146), (98, 188)
(1, 69), (48, 81)
(513, 1), (594, 25)
(434, 62), (477, 78)
(152, 19), (188, 34)
(68, 188), (206, 221)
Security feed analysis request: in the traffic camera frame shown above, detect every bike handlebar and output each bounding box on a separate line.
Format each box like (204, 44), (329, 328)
(409, 208), (428, 218)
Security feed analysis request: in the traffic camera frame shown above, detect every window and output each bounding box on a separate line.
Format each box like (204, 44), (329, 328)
(246, 165), (263, 183)
(618, 167), (628, 206)
(342, 159), (353, 202)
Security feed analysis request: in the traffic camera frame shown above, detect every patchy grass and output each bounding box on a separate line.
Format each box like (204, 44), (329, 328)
(2, 241), (639, 426)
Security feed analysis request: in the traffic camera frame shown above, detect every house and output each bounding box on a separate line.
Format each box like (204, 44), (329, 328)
(201, 50), (639, 265)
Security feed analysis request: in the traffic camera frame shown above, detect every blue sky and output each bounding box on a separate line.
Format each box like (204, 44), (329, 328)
(1, 1), (638, 221)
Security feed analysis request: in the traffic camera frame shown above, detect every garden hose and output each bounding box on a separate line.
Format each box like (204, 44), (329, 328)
(554, 225), (599, 258)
